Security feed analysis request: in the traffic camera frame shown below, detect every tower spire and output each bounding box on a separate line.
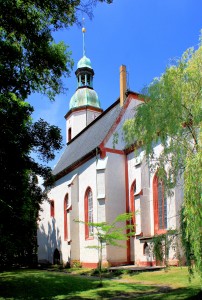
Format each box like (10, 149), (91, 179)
(82, 18), (86, 57)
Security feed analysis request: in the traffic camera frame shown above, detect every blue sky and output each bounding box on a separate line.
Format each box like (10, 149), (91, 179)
(28, 0), (202, 168)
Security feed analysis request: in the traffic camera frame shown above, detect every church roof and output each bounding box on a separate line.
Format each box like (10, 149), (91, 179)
(53, 100), (122, 177)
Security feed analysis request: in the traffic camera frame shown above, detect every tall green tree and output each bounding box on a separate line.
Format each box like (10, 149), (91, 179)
(123, 34), (202, 277)
(0, 0), (113, 267)
(0, 0), (112, 100)
(0, 93), (63, 266)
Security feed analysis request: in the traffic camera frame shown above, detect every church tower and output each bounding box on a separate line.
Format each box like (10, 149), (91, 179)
(65, 26), (103, 143)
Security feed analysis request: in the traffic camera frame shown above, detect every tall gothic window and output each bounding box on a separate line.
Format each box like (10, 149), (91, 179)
(50, 200), (54, 218)
(153, 173), (167, 234)
(84, 187), (94, 239)
(130, 180), (136, 232)
(68, 128), (72, 142)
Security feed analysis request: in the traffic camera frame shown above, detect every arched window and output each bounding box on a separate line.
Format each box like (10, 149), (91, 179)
(64, 194), (68, 241)
(68, 128), (72, 142)
(143, 242), (149, 255)
(87, 74), (91, 86)
(50, 200), (54, 218)
(53, 248), (60, 265)
(84, 187), (94, 239)
(153, 173), (167, 234)
(130, 180), (136, 232)
(81, 74), (85, 86)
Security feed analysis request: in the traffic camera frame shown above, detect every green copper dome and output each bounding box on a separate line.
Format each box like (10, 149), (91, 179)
(69, 53), (101, 110)
(69, 88), (101, 110)
(77, 55), (92, 69)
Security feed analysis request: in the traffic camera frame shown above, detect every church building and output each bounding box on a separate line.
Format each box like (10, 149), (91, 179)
(37, 28), (183, 268)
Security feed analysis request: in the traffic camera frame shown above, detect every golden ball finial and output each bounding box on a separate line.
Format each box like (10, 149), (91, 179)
(82, 27), (86, 33)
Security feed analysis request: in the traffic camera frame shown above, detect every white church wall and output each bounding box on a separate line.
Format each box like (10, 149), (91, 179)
(49, 174), (71, 264)
(96, 157), (108, 223)
(140, 159), (152, 236)
(86, 108), (102, 125)
(37, 199), (58, 263)
(66, 109), (102, 142)
(135, 239), (154, 266)
(105, 152), (127, 263)
(166, 192), (177, 230)
(66, 110), (87, 141)
(77, 157), (99, 265)
(134, 237), (145, 265)
(69, 177), (80, 261)
(127, 149), (151, 264)
(37, 170), (79, 265)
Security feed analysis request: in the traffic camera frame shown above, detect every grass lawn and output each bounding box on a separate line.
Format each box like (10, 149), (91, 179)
(0, 267), (201, 299)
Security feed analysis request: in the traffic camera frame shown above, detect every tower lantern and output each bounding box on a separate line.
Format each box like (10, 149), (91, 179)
(65, 25), (103, 143)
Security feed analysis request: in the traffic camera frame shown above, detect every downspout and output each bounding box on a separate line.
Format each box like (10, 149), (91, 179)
(95, 147), (100, 268)
(124, 154), (131, 263)
(121, 64), (130, 263)
(86, 106), (87, 127)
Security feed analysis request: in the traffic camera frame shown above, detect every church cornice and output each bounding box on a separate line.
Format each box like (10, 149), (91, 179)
(53, 147), (99, 181)
(77, 86), (94, 90)
(64, 105), (103, 120)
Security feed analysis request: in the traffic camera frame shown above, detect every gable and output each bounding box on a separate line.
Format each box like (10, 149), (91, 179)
(103, 93), (143, 150)
(53, 92), (143, 178)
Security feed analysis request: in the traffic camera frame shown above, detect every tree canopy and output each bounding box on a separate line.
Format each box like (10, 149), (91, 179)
(0, 0), (112, 100)
(0, 0), (113, 267)
(123, 34), (202, 277)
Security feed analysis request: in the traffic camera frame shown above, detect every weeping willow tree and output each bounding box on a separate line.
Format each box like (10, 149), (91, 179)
(123, 32), (202, 278)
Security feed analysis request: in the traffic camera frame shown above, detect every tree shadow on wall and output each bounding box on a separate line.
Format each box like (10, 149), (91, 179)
(37, 217), (62, 265)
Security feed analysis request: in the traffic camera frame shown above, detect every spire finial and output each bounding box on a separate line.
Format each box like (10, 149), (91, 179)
(82, 18), (86, 57)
